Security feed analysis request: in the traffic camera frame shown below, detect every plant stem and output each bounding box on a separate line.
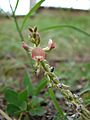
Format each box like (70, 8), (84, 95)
(48, 88), (64, 117)
(0, 109), (12, 120)
(12, 15), (24, 41)
(40, 60), (90, 120)
(18, 113), (23, 120)
(9, 0), (24, 42)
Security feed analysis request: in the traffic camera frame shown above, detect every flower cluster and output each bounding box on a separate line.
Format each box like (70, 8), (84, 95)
(21, 27), (90, 120)
(22, 27), (56, 61)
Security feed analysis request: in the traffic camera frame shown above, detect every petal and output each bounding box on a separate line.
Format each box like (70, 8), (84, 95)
(48, 39), (56, 49)
(32, 48), (46, 61)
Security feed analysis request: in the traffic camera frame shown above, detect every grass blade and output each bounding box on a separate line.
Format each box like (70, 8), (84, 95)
(48, 88), (64, 117)
(41, 25), (90, 37)
(14, 0), (20, 14)
(21, 0), (45, 31)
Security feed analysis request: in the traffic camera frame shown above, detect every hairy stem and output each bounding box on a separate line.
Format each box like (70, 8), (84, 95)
(40, 60), (90, 120)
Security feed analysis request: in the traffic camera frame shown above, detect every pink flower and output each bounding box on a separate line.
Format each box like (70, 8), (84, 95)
(22, 42), (29, 51)
(32, 48), (46, 61)
(48, 39), (56, 50)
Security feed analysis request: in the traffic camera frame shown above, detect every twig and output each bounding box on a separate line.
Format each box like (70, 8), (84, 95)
(18, 113), (23, 120)
(0, 109), (12, 120)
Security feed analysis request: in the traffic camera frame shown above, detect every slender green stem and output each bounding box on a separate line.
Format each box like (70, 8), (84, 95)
(48, 88), (64, 117)
(12, 15), (24, 41)
(14, 0), (20, 14)
(9, 0), (24, 42)
(9, 0), (35, 69)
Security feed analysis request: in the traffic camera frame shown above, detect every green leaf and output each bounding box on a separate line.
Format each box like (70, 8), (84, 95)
(14, 0), (20, 14)
(34, 78), (47, 95)
(7, 104), (21, 116)
(21, 0), (45, 31)
(30, 106), (46, 116)
(5, 88), (18, 105)
(5, 88), (28, 111)
(31, 96), (45, 107)
(23, 72), (33, 96)
(18, 89), (28, 102)
(18, 90), (28, 111)
(19, 101), (27, 111)
(7, 103), (27, 116)
(48, 88), (64, 117)
(41, 25), (90, 37)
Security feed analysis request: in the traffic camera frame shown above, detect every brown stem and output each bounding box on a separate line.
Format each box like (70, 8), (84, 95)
(0, 109), (12, 120)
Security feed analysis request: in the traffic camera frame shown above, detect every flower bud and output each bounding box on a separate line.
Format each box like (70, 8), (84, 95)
(22, 42), (29, 51)
(29, 27), (33, 32)
(34, 26), (37, 32)
(32, 48), (46, 61)
(48, 39), (56, 50)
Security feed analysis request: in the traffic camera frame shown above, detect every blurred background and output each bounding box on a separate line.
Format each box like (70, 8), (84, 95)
(0, 0), (90, 99)
(0, 0), (90, 15)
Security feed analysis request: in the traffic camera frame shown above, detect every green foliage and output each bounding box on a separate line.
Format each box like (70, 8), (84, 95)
(23, 72), (33, 96)
(5, 88), (18, 104)
(30, 106), (46, 116)
(41, 25), (90, 37)
(33, 78), (47, 95)
(48, 88), (64, 117)
(5, 88), (28, 116)
(5, 72), (47, 117)
(30, 96), (46, 116)
(21, 0), (45, 31)
(7, 104), (21, 116)
(23, 72), (47, 96)
(53, 112), (68, 120)
(18, 89), (28, 103)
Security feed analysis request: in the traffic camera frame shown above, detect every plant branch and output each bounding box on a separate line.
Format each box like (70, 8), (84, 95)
(9, 0), (24, 42)
(0, 109), (12, 120)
